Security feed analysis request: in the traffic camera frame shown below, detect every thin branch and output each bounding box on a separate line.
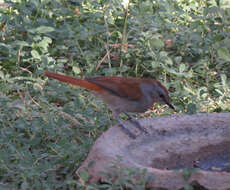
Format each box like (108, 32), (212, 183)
(103, 4), (112, 68)
(96, 49), (111, 70)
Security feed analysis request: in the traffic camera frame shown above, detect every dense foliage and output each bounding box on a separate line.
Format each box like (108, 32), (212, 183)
(0, 0), (230, 189)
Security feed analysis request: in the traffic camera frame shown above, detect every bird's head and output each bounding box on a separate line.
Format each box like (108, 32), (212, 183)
(141, 79), (175, 110)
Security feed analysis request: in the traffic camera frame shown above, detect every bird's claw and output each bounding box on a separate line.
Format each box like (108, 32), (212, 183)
(124, 113), (148, 134)
(117, 119), (136, 139)
(130, 119), (148, 134)
(119, 124), (136, 139)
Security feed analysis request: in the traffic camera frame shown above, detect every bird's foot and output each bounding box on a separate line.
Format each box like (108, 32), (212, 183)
(124, 113), (148, 134)
(117, 119), (136, 139)
(120, 125), (137, 139)
(129, 118), (148, 134)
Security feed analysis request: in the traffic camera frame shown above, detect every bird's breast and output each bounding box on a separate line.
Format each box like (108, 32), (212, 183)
(96, 91), (151, 114)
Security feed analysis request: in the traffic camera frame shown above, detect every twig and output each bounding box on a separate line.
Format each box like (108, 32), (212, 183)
(27, 91), (41, 107)
(57, 111), (83, 128)
(34, 154), (57, 165)
(19, 66), (33, 76)
(17, 49), (21, 65)
(107, 43), (135, 49)
(96, 49), (111, 70)
(120, 0), (131, 67)
(103, 4), (112, 68)
(0, 20), (6, 41)
(0, 3), (11, 7)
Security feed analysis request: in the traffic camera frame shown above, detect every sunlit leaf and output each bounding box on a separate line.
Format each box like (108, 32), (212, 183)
(217, 48), (230, 62)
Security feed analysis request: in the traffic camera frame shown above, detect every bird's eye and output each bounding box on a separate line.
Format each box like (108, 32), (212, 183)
(159, 94), (164, 98)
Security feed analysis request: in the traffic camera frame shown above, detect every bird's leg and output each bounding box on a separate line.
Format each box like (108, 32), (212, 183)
(113, 112), (136, 139)
(117, 119), (137, 139)
(124, 112), (148, 134)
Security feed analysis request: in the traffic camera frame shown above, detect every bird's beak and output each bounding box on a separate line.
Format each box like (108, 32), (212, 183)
(167, 102), (175, 110)
(161, 95), (175, 111)
(163, 98), (175, 110)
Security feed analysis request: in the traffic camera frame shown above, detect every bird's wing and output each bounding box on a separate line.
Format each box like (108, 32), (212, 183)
(86, 76), (143, 101)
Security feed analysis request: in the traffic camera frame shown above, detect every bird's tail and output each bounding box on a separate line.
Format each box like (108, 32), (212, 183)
(45, 72), (102, 91)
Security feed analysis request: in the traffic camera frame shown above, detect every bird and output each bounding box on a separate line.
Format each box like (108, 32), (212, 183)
(45, 72), (175, 138)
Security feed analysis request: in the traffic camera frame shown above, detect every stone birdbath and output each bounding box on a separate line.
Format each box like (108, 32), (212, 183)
(77, 113), (230, 190)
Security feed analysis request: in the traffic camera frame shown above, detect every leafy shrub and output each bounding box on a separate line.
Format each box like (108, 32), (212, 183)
(0, 0), (230, 189)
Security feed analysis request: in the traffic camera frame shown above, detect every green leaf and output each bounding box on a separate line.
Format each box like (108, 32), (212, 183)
(175, 56), (182, 64)
(187, 103), (197, 114)
(29, 26), (55, 34)
(31, 50), (41, 60)
(79, 171), (90, 182)
(15, 40), (30, 48)
(87, 160), (95, 168)
(220, 74), (227, 87)
(37, 37), (52, 52)
(150, 38), (164, 49)
(184, 184), (194, 190)
(73, 66), (81, 74)
(42, 36), (52, 44)
(217, 48), (230, 62)
(21, 181), (29, 190)
(215, 88), (223, 95)
(0, 71), (4, 79)
(179, 64), (186, 73)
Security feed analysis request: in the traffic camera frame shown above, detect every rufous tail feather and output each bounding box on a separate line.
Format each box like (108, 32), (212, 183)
(45, 72), (103, 91)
